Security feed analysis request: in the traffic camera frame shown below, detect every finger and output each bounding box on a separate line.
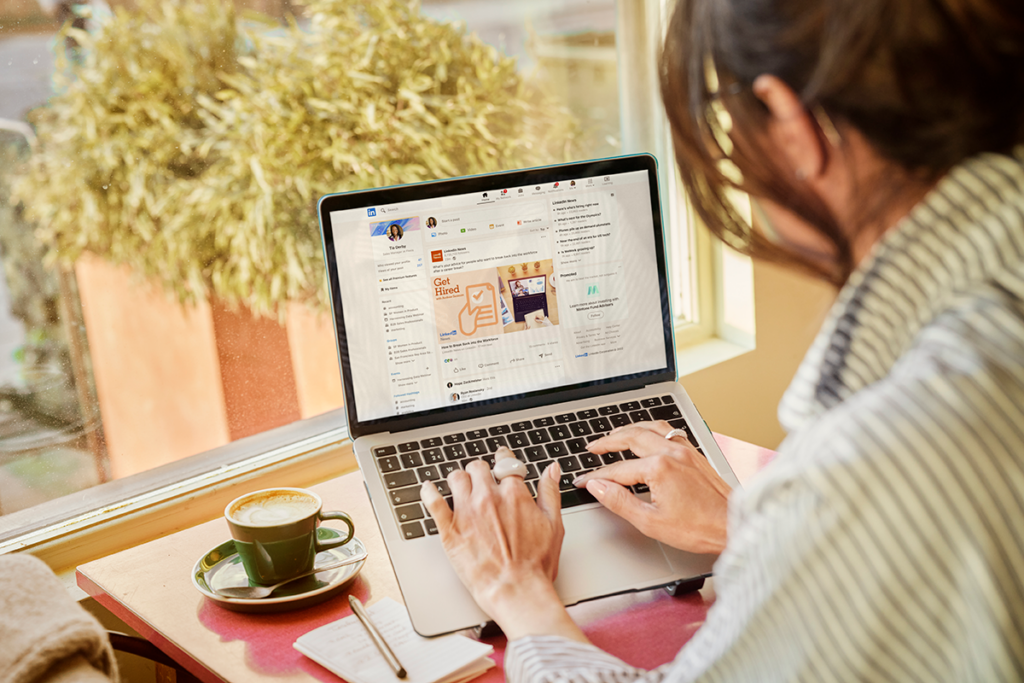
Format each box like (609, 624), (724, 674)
(447, 468), (472, 503)
(465, 457), (496, 491)
(535, 461), (563, 524)
(493, 445), (517, 462)
(589, 426), (687, 459)
(573, 457), (651, 487)
(584, 478), (655, 532)
(421, 481), (453, 531)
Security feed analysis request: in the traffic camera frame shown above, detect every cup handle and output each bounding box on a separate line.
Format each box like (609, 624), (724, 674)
(316, 511), (355, 551)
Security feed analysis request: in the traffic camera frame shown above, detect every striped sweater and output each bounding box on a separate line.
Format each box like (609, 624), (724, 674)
(505, 150), (1024, 682)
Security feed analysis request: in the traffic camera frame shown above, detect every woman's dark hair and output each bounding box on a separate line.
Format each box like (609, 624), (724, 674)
(661, 0), (1024, 285)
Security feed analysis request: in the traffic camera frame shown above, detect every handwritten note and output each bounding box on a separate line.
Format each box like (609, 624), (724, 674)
(294, 598), (494, 683)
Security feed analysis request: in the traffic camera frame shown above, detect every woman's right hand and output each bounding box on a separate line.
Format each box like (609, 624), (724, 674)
(575, 422), (732, 555)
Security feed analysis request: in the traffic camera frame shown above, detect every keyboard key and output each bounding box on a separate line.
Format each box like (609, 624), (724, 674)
(559, 474), (577, 491)
(488, 425), (511, 435)
(629, 409), (652, 423)
(549, 424), (571, 440)
(524, 445), (547, 462)
(528, 428), (551, 444)
(555, 413), (576, 424)
(422, 448), (445, 465)
(511, 420), (532, 432)
(467, 429), (488, 440)
(598, 405), (620, 415)
(580, 452), (602, 469)
(421, 437), (443, 448)
(389, 486), (421, 505)
(576, 408), (599, 419)
(400, 452), (423, 468)
(439, 462), (460, 478)
(623, 450), (639, 460)
(669, 418), (689, 430)
(527, 481), (538, 497)
(384, 470), (418, 489)
(398, 441), (419, 453)
(569, 422), (592, 437)
(609, 414), (632, 428)
(633, 483), (650, 493)
(508, 432), (530, 448)
(443, 433), (466, 444)
(482, 453), (496, 467)
(533, 416), (555, 427)
(466, 440), (487, 456)
(619, 400), (641, 411)
(600, 451), (623, 464)
(401, 521), (425, 539)
(396, 503), (424, 522)
(526, 463), (540, 480)
(435, 480), (451, 496)
(485, 436), (509, 451)
(586, 434), (603, 442)
(417, 466), (441, 482)
(561, 488), (597, 508)
(443, 444), (466, 460)
(640, 397), (662, 408)
(661, 395), (677, 405)
(545, 442), (569, 458)
(650, 405), (683, 421)
(372, 445), (397, 457)
(557, 455), (582, 472)
(424, 518), (438, 535)
(379, 456), (401, 473)
(567, 438), (588, 453)
(589, 417), (612, 433)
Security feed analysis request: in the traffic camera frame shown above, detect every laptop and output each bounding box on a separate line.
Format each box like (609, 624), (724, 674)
(318, 154), (741, 637)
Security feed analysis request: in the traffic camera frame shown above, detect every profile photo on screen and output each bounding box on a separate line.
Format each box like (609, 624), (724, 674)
(427, 217), (437, 228)
(370, 216), (419, 240)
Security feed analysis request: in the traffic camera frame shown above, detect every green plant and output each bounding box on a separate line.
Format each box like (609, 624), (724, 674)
(15, 0), (579, 318)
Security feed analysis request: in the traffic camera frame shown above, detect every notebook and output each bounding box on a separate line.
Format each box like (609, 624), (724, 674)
(318, 154), (742, 636)
(294, 598), (493, 683)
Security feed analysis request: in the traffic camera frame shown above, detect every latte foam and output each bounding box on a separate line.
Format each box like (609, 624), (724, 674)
(231, 492), (319, 526)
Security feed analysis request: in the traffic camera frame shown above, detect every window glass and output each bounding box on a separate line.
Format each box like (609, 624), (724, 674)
(0, 0), (644, 518)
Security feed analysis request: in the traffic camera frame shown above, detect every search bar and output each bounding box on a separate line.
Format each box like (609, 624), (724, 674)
(378, 198), (444, 215)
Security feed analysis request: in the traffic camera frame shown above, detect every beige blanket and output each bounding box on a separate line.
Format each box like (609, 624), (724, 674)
(0, 554), (117, 683)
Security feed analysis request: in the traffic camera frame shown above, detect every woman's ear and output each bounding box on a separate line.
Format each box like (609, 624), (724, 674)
(751, 75), (824, 180)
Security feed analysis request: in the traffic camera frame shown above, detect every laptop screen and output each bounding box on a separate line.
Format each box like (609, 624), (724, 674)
(319, 156), (675, 434)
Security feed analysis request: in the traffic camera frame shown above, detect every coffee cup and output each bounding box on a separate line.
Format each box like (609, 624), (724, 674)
(224, 487), (355, 586)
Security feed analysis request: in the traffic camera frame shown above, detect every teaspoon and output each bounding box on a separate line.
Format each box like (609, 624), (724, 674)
(214, 551), (368, 599)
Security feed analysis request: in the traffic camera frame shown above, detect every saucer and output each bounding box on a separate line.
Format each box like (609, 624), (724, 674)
(192, 529), (366, 613)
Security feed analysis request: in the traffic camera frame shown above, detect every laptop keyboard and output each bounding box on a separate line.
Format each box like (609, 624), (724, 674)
(371, 395), (705, 541)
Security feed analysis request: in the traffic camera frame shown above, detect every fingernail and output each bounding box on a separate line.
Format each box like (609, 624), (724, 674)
(587, 480), (607, 497)
(547, 462), (561, 479)
(572, 475), (586, 487)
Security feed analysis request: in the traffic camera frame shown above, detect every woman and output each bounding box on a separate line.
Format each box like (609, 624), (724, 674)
(387, 223), (403, 241)
(422, 0), (1024, 680)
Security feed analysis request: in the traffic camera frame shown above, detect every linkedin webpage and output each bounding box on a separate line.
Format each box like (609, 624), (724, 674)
(330, 170), (667, 422)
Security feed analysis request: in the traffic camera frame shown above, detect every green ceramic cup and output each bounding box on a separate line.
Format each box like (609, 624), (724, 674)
(224, 487), (355, 586)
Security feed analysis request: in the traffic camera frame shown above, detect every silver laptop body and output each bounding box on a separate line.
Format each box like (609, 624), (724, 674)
(318, 155), (741, 636)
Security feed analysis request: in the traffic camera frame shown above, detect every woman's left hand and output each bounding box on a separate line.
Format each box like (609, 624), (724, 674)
(422, 447), (588, 643)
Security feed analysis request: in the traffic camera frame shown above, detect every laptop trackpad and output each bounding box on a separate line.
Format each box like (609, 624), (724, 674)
(554, 505), (676, 604)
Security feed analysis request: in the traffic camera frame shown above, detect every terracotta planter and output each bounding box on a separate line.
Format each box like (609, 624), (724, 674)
(74, 253), (344, 478)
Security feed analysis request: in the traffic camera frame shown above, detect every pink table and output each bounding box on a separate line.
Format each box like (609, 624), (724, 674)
(78, 434), (774, 682)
